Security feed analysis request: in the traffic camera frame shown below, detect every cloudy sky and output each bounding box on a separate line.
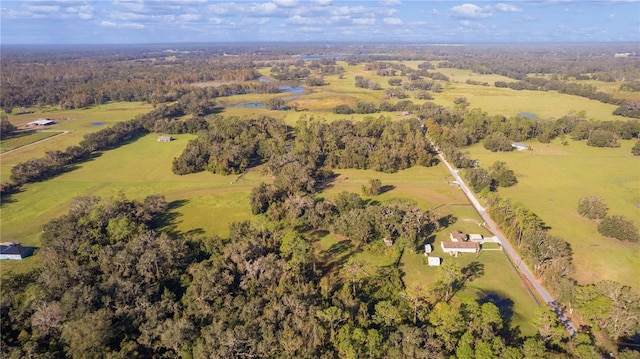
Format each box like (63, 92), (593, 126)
(1, 0), (639, 44)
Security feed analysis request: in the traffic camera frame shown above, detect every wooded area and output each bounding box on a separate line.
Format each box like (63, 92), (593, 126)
(1, 43), (639, 358)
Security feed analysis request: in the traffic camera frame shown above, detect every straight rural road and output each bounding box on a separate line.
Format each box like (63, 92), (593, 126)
(435, 148), (577, 335)
(0, 130), (69, 156)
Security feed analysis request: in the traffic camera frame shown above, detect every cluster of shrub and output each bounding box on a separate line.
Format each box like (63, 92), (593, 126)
(577, 195), (639, 242)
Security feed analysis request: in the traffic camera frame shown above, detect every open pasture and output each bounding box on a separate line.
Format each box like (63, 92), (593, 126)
(464, 139), (639, 287)
(1, 102), (152, 182)
(1, 133), (263, 249)
(431, 82), (628, 121)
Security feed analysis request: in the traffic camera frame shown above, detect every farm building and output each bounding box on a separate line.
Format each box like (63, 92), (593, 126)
(26, 119), (55, 127)
(427, 257), (441, 266)
(511, 142), (528, 151)
(424, 243), (433, 255)
(469, 233), (483, 242)
(450, 230), (467, 242)
(441, 241), (480, 255)
(0, 243), (34, 260)
(157, 135), (174, 142)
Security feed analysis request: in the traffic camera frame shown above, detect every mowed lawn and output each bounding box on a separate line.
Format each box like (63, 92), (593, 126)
(464, 139), (640, 287)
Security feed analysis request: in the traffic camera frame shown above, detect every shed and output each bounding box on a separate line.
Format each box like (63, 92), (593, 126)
(424, 243), (433, 255)
(450, 230), (467, 242)
(441, 241), (480, 255)
(157, 135), (174, 142)
(511, 142), (528, 151)
(469, 233), (483, 242)
(427, 256), (441, 266)
(0, 243), (34, 260)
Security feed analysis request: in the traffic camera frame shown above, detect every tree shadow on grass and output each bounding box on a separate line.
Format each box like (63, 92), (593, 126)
(320, 239), (357, 274)
(379, 185), (395, 194)
(155, 199), (191, 236)
(478, 290), (515, 326)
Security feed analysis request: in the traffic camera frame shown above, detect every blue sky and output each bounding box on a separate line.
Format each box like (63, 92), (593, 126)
(1, 0), (639, 44)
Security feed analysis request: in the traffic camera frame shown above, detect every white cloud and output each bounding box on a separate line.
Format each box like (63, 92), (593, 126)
(449, 3), (493, 19)
(495, 3), (522, 12)
(274, 0), (298, 7)
(383, 17), (402, 25)
(113, 0), (145, 12)
(179, 13), (201, 21)
(100, 20), (145, 29)
(207, 2), (280, 16)
(353, 17), (375, 25)
(313, 0), (332, 5)
(26, 5), (60, 13)
(299, 26), (322, 32)
(379, 0), (401, 5)
(240, 17), (270, 25)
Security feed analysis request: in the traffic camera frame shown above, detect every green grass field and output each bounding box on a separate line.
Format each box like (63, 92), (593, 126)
(1, 102), (153, 182)
(0, 131), (63, 153)
(463, 139), (640, 287)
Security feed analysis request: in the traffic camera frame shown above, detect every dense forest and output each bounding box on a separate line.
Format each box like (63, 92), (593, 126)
(2, 43), (639, 357)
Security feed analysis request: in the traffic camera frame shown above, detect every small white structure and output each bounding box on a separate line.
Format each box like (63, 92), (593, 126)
(157, 135), (174, 142)
(383, 238), (393, 246)
(424, 243), (433, 255)
(469, 234), (483, 242)
(511, 142), (528, 151)
(441, 241), (480, 255)
(427, 256), (441, 266)
(26, 119), (55, 127)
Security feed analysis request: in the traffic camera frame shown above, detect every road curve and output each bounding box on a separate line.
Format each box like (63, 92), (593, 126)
(435, 148), (577, 335)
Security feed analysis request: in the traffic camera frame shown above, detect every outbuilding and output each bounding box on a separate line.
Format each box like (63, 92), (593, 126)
(26, 119), (55, 127)
(511, 142), (528, 151)
(157, 135), (174, 142)
(427, 256), (441, 266)
(0, 243), (34, 260)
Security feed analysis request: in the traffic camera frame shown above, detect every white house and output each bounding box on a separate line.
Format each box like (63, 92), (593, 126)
(427, 256), (441, 266)
(441, 241), (480, 255)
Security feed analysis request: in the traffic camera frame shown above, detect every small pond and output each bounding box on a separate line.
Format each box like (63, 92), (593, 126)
(91, 122), (105, 126)
(226, 102), (265, 108)
(517, 112), (539, 120)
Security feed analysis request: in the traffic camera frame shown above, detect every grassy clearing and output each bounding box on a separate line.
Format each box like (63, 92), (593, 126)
(0, 131), (63, 152)
(431, 82), (627, 121)
(1, 102), (152, 182)
(464, 139), (639, 287)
